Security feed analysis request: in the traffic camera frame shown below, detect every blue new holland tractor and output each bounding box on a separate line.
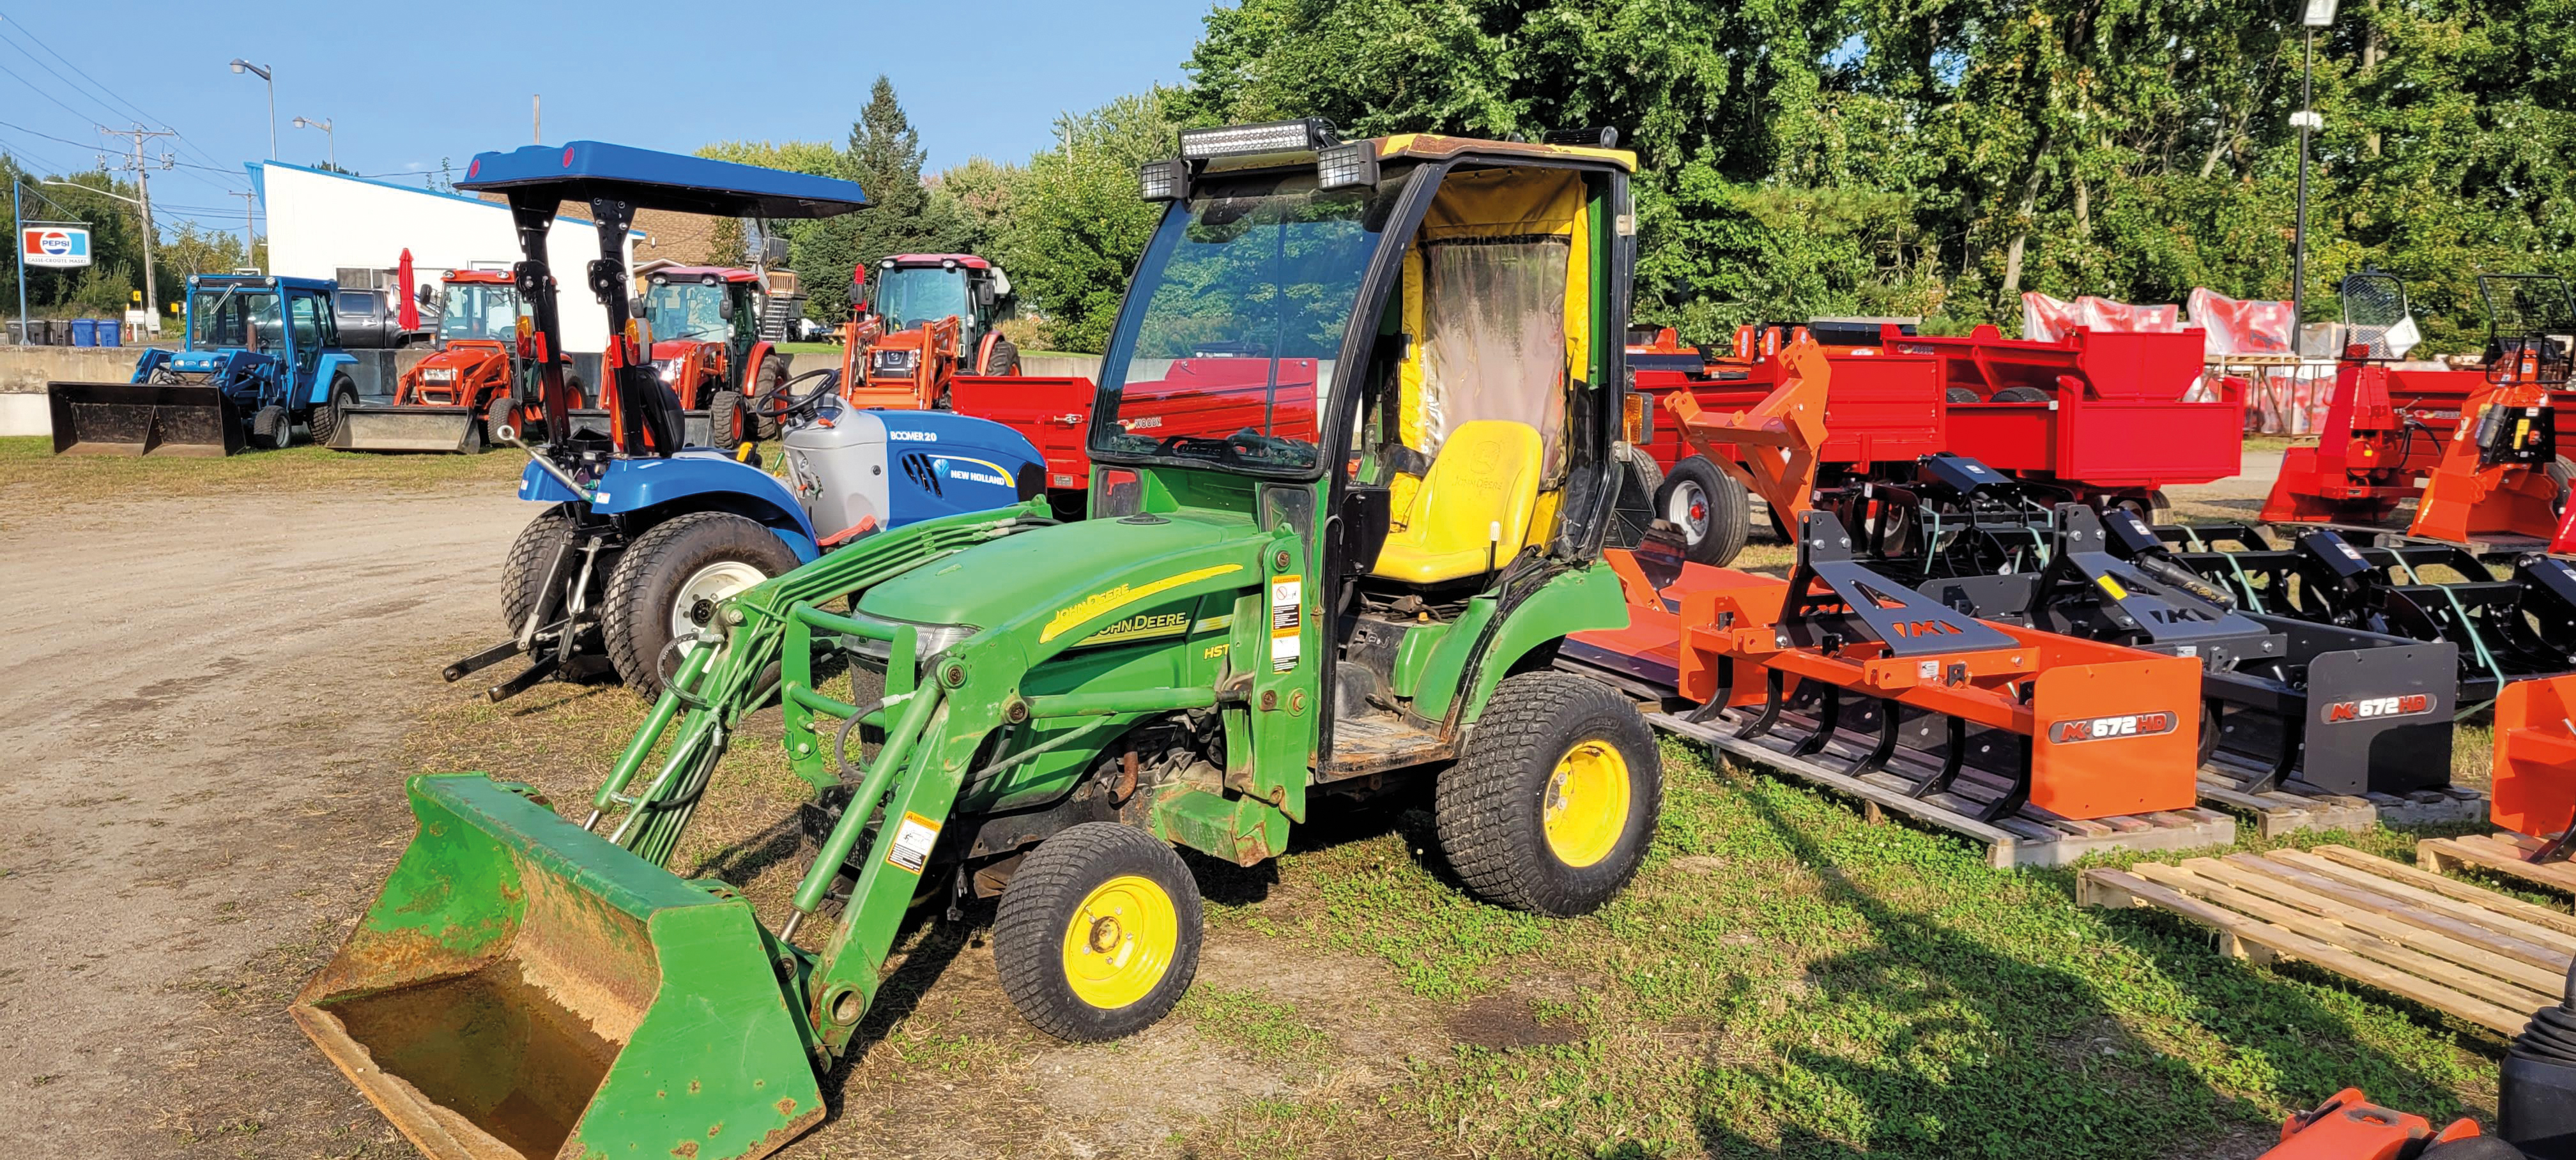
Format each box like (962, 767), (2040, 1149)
(47, 273), (358, 455)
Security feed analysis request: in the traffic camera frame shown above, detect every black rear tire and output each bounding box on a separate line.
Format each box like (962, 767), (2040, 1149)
(1990, 385), (2050, 403)
(1653, 455), (1751, 566)
(1945, 386), (1981, 404)
(1607, 443), (1664, 549)
(500, 503), (576, 632)
(1438, 671), (1662, 917)
(993, 822), (1203, 1042)
(601, 511), (798, 694)
(980, 335), (1021, 376)
(750, 358), (788, 441)
(708, 390), (747, 453)
(310, 376), (356, 446)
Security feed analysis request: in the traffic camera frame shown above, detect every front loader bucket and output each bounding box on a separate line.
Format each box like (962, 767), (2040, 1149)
(330, 404), (484, 453)
(293, 775), (824, 1160)
(47, 381), (242, 456)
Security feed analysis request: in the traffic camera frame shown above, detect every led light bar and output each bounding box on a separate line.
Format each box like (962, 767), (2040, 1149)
(1138, 158), (1190, 202)
(1316, 140), (1379, 190)
(1178, 118), (1338, 159)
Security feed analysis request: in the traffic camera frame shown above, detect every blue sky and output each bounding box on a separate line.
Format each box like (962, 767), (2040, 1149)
(0, 1), (1213, 240)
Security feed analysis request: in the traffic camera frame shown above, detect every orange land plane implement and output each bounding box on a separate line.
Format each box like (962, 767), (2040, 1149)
(1620, 513), (2202, 822)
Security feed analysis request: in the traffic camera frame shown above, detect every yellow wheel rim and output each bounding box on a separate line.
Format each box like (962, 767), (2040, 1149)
(1542, 740), (1632, 868)
(1059, 874), (1179, 1010)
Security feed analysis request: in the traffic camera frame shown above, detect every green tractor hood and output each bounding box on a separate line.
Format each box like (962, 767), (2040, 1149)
(857, 511), (1255, 632)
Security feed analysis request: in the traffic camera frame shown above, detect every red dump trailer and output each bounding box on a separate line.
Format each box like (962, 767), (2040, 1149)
(1626, 322), (2244, 563)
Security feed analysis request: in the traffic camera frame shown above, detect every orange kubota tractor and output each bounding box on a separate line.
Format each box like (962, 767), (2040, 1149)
(610, 265), (790, 451)
(836, 253), (1020, 409)
(329, 269), (584, 453)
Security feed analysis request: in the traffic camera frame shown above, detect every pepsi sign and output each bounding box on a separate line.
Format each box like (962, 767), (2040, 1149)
(19, 224), (91, 269)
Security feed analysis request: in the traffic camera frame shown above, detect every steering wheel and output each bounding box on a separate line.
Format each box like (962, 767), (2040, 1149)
(753, 367), (841, 431)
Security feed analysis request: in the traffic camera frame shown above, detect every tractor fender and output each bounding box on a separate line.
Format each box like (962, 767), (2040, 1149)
(1452, 560), (1631, 725)
(560, 452), (821, 563)
(743, 340), (780, 387)
(308, 353), (358, 405)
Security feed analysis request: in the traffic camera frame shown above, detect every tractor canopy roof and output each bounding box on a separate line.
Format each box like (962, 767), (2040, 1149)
(457, 141), (869, 219)
(882, 254), (992, 270)
(648, 266), (758, 284)
(443, 269), (515, 285)
(192, 272), (335, 293)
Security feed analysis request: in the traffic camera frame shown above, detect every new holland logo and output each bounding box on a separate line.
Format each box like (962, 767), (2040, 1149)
(2322, 694), (2434, 723)
(2047, 712), (2179, 744)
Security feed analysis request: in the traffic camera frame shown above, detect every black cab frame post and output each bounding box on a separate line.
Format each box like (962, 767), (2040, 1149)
(505, 195), (576, 459)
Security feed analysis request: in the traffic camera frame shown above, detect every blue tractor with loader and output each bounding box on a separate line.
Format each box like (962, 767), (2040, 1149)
(47, 273), (358, 455)
(432, 142), (1050, 703)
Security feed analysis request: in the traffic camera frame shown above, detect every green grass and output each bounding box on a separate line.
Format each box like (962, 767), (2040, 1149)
(774, 341), (846, 356)
(0, 434), (523, 504)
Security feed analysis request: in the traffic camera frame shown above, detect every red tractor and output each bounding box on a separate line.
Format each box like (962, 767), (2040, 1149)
(837, 253), (1020, 410)
(329, 269), (583, 453)
(624, 265), (790, 450)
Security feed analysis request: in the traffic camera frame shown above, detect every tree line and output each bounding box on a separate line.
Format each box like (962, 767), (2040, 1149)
(740, 0), (2574, 356)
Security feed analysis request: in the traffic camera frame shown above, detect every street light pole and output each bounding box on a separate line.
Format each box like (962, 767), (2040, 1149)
(229, 59), (275, 160)
(293, 116), (335, 167)
(2294, 1), (2338, 340)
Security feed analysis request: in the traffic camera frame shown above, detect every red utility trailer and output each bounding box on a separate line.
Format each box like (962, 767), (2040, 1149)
(1626, 322), (2244, 563)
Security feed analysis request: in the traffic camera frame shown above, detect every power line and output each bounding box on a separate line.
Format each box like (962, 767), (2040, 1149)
(0, 10), (241, 178)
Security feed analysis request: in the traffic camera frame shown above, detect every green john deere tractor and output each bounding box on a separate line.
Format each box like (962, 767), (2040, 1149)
(295, 122), (1659, 1160)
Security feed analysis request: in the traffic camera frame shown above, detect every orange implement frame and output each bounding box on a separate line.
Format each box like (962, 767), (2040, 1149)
(837, 316), (963, 411)
(2408, 374), (2559, 544)
(2493, 675), (2576, 853)
(1638, 513), (2202, 822)
(1665, 337), (1830, 527)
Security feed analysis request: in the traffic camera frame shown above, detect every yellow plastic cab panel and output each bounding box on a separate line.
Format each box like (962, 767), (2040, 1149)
(1370, 420), (1544, 584)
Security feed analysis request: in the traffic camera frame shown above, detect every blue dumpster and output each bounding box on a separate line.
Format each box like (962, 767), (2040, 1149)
(70, 319), (96, 346)
(96, 319), (121, 347)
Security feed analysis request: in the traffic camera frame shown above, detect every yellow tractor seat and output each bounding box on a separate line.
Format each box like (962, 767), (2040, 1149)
(1370, 420), (1545, 584)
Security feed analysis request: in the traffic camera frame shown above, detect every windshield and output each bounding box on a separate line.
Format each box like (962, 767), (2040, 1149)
(188, 287), (285, 353)
(1092, 171), (1408, 476)
(643, 280), (732, 344)
(875, 266), (971, 331)
(438, 284), (521, 342)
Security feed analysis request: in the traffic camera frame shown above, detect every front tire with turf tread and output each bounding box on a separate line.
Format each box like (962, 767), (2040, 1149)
(601, 511), (797, 694)
(253, 404), (292, 450)
(1653, 455), (1750, 566)
(993, 822), (1203, 1042)
(500, 503), (576, 632)
(1437, 671), (1661, 917)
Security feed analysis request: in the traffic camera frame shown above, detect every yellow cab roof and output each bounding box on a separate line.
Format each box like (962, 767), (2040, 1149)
(1374, 133), (1636, 172)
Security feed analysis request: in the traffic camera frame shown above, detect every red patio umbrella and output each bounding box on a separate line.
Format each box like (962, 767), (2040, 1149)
(396, 248), (420, 332)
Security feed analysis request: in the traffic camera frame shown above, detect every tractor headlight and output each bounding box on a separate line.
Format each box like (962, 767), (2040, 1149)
(871, 348), (917, 376)
(837, 614), (979, 670)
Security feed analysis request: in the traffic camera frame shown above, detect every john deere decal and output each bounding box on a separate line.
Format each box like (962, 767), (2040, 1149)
(1077, 611), (1192, 647)
(1040, 565), (1242, 643)
(2048, 712), (2179, 744)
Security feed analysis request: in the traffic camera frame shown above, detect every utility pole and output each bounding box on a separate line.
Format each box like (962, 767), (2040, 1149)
(103, 124), (176, 334)
(228, 190), (261, 272)
(533, 94), (541, 144)
(2294, 1), (2338, 339)
(13, 176), (27, 346)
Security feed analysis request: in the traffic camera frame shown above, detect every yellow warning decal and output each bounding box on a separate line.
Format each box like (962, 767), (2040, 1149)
(2096, 576), (2129, 601)
(1040, 565), (1242, 643)
(885, 812), (942, 875)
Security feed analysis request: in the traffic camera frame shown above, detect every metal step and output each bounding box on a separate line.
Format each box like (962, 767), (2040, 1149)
(758, 294), (806, 342)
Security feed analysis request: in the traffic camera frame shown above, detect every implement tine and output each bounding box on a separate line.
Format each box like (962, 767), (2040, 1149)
(1913, 715), (1968, 799)
(1850, 697), (1902, 776)
(1685, 656), (1735, 724)
(1976, 735), (2034, 823)
(1792, 685), (1841, 757)
(1738, 668), (1788, 740)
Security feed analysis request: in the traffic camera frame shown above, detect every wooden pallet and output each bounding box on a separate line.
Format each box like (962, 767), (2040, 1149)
(1650, 711), (2235, 869)
(2080, 845), (2576, 1036)
(2195, 763), (2488, 839)
(2418, 832), (2576, 899)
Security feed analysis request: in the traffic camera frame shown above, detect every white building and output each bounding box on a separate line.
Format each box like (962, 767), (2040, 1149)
(256, 162), (642, 353)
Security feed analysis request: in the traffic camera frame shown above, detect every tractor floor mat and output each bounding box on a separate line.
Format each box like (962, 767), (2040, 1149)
(47, 381), (243, 456)
(328, 404), (483, 453)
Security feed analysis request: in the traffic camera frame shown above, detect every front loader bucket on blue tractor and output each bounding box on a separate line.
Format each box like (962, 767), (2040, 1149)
(291, 774), (823, 1160)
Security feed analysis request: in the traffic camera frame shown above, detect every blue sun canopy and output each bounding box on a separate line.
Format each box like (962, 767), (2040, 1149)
(458, 141), (868, 219)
